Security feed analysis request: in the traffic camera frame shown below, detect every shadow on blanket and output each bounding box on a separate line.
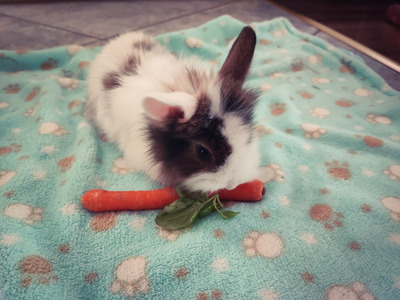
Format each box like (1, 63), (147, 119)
(1, 15), (400, 300)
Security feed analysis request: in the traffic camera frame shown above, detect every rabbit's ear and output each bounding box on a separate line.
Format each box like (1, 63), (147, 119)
(143, 92), (196, 123)
(219, 26), (256, 87)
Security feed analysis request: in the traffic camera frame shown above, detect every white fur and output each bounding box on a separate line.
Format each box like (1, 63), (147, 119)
(86, 32), (179, 180)
(86, 31), (260, 191)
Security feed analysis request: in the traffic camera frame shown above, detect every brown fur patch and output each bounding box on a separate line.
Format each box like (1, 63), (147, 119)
(123, 54), (141, 75)
(133, 38), (156, 51)
(185, 66), (203, 91)
(186, 67), (216, 92)
(102, 72), (121, 90)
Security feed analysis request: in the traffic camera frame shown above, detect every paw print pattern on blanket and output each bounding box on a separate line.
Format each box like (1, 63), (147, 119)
(84, 272), (99, 283)
(25, 86), (41, 102)
(3, 83), (20, 94)
(78, 61), (90, 69)
(381, 197), (400, 221)
(335, 98), (356, 107)
(302, 123), (327, 139)
(57, 155), (76, 172)
(0, 170), (16, 186)
(297, 90), (315, 99)
(259, 164), (285, 183)
(185, 37), (203, 48)
(0, 143), (22, 155)
(41, 58), (58, 71)
(383, 164), (400, 181)
(90, 212), (117, 231)
(157, 226), (190, 242)
(57, 77), (79, 90)
(197, 289), (223, 300)
(325, 161), (352, 180)
(111, 157), (131, 175)
(0, 234), (19, 246)
(339, 59), (356, 75)
(308, 54), (322, 64)
(255, 124), (271, 138)
(312, 77), (331, 84)
(110, 256), (150, 298)
(362, 135), (384, 148)
(309, 204), (344, 231)
(353, 88), (373, 97)
(19, 255), (58, 287)
(39, 122), (68, 136)
(24, 102), (40, 117)
(273, 27), (287, 37)
(3, 204), (43, 224)
(269, 102), (286, 116)
(0, 102), (9, 109)
(326, 282), (374, 300)
(68, 99), (84, 111)
(242, 231), (285, 258)
(366, 114), (391, 125)
(309, 107), (330, 118)
(67, 45), (84, 54)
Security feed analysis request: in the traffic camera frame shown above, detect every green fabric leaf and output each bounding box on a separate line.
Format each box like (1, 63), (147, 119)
(155, 197), (207, 230)
(155, 191), (240, 229)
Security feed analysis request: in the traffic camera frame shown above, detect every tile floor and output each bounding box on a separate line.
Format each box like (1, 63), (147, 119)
(0, 0), (399, 90)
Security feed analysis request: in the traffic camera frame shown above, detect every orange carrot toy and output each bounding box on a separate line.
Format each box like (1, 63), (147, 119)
(216, 180), (266, 202)
(81, 179), (266, 212)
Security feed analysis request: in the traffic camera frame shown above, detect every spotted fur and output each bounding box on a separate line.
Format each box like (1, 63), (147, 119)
(122, 54), (141, 75)
(102, 72), (121, 90)
(86, 27), (260, 191)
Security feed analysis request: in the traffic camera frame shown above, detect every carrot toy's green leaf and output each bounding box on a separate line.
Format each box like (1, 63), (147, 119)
(155, 196), (206, 230)
(218, 210), (240, 219)
(155, 189), (240, 230)
(198, 201), (216, 219)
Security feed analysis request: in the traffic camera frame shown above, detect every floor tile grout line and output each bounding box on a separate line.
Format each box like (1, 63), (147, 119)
(0, 12), (108, 41)
(97, 0), (243, 42)
(0, 0), (240, 44)
(312, 29), (321, 36)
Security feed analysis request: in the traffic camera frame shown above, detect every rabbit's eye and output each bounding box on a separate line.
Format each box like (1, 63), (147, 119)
(196, 145), (211, 161)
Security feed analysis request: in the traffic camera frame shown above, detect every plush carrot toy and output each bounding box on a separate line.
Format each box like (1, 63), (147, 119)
(81, 179), (266, 212)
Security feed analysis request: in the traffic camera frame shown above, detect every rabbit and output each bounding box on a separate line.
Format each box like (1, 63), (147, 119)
(86, 26), (261, 192)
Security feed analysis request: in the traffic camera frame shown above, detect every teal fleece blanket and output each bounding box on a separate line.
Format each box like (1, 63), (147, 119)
(1, 16), (400, 300)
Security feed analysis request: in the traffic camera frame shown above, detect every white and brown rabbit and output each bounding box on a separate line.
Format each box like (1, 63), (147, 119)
(86, 26), (260, 191)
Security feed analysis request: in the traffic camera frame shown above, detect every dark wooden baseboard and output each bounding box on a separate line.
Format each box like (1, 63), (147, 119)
(267, 0), (400, 72)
